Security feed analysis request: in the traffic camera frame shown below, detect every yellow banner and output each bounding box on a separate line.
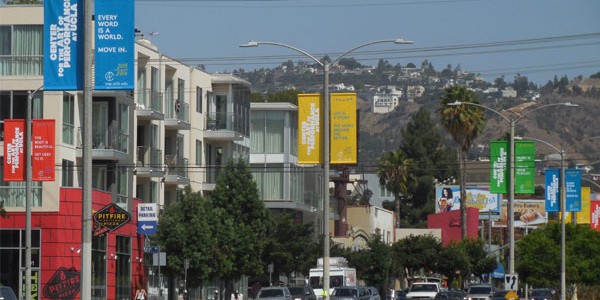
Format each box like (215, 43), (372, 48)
(298, 94), (322, 164)
(330, 93), (357, 164)
(577, 186), (590, 224)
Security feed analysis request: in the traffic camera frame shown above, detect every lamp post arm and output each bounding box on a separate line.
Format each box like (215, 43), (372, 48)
(240, 41), (323, 67)
(448, 101), (511, 124)
(514, 102), (578, 123)
(331, 39), (412, 65)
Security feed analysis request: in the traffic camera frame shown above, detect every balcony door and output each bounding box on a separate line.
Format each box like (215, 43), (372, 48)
(92, 102), (109, 148)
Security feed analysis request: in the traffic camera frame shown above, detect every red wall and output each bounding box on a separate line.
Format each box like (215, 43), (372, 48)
(428, 207), (480, 246)
(1, 187), (146, 300)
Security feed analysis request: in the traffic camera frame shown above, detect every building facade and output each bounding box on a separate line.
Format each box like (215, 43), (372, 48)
(0, 5), (250, 299)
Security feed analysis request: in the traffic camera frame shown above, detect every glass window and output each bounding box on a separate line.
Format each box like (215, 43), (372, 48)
(252, 164), (283, 200)
(250, 111), (265, 153)
(117, 103), (129, 153)
(196, 87), (203, 113)
(92, 164), (108, 191)
(115, 236), (131, 300)
(266, 111), (284, 153)
(92, 235), (107, 299)
(195, 139), (202, 166)
(0, 229), (41, 296)
(62, 159), (74, 187)
(116, 167), (128, 210)
(0, 163), (42, 207)
(0, 25), (43, 76)
(178, 78), (185, 103)
(63, 94), (75, 145)
(0, 91), (42, 142)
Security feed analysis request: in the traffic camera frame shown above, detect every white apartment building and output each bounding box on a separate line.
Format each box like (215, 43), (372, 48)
(372, 86), (403, 114)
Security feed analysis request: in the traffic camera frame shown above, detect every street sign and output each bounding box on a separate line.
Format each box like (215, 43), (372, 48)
(144, 246), (159, 253)
(505, 290), (518, 300)
(138, 203), (159, 235)
(504, 273), (518, 291)
(138, 220), (158, 235)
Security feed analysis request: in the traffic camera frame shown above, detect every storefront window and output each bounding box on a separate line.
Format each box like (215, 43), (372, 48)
(92, 235), (107, 299)
(115, 236), (131, 299)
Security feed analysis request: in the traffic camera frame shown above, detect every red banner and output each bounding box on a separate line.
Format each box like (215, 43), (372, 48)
(3, 119), (26, 181)
(591, 201), (600, 232)
(32, 119), (56, 181)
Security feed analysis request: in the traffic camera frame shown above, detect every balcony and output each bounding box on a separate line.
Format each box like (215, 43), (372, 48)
(204, 112), (244, 141)
(135, 146), (164, 177)
(164, 99), (190, 130)
(163, 155), (190, 185)
(135, 89), (164, 120)
(76, 125), (129, 161)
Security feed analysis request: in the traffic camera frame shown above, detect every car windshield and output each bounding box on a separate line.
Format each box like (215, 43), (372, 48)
(260, 289), (284, 297)
(333, 289), (356, 297)
(411, 284), (436, 292)
(469, 287), (492, 294)
(288, 288), (305, 295)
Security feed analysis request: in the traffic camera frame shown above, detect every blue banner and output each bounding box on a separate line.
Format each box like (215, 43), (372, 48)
(94, 0), (135, 90)
(565, 169), (582, 212)
(44, 0), (83, 90)
(545, 169), (560, 212)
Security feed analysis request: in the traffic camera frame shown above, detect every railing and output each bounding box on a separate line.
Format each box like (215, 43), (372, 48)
(206, 112), (243, 132)
(205, 164), (222, 184)
(165, 98), (190, 123)
(137, 146), (162, 167)
(78, 124), (129, 153)
(164, 155), (189, 178)
(0, 56), (43, 76)
(136, 89), (163, 112)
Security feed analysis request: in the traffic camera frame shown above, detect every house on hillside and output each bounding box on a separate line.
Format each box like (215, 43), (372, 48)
(372, 86), (404, 114)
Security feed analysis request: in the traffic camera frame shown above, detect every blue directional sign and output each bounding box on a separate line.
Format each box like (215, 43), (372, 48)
(144, 246), (159, 253)
(138, 220), (158, 235)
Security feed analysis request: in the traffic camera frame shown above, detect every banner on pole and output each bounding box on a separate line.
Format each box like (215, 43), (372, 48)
(330, 93), (357, 164)
(43, 0), (83, 90)
(565, 168), (582, 212)
(3, 119), (26, 181)
(515, 140), (536, 194)
(545, 169), (560, 212)
(490, 141), (508, 193)
(298, 94), (322, 164)
(32, 119), (56, 181)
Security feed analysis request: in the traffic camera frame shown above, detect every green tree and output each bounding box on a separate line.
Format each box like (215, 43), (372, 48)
(210, 159), (273, 296)
(436, 243), (469, 289)
(459, 239), (496, 282)
(262, 213), (317, 280)
(512, 74), (530, 97)
(338, 57), (363, 70)
(392, 234), (441, 283)
(376, 150), (415, 227)
(346, 232), (393, 296)
(155, 187), (216, 288)
(438, 86), (486, 239)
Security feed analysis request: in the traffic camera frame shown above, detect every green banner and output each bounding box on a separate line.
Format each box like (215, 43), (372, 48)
(515, 140), (536, 194)
(490, 141), (508, 193)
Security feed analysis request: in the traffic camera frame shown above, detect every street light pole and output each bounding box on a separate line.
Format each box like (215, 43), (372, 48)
(241, 38), (413, 299)
(447, 101), (577, 278)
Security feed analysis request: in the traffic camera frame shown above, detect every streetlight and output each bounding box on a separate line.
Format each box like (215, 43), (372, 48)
(447, 101), (577, 281)
(241, 38), (413, 298)
(517, 136), (567, 300)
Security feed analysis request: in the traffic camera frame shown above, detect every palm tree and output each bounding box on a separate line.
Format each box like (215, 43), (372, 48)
(438, 85), (486, 239)
(376, 149), (415, 228)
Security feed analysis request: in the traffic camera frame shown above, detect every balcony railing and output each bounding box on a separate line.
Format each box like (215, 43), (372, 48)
(137, 146), (162, 167)
(165, 98), (190, 123)
(78, 124), (129, 153)
(164, 155), (189, 178)
(206, 112), (243, 132)
(136, 89), (163, 112)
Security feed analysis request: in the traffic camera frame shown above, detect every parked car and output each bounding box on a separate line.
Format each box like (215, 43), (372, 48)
(330, 286), (369, 300)
(365, 287), (380, 300)
(530, 288), (555, 300)
(257, 287), (293, 300)
(491, 290), (519, 300)
(395, 289), (408, 300)
(288, 286), (317, 300)
(434, 290), (467, 300)
(0, 286), (18, 300)
(466, 284), (494, 300)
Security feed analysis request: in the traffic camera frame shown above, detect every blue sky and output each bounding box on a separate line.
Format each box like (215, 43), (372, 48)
(135, 0), (600, 85)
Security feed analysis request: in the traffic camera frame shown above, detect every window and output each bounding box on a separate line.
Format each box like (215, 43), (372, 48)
(0, 163), (42, 207)
(252, 164), (283, 200)
(0, 229), (41, 296)
(116, 167), (128, 210)
(251, 111), (284, 153)
(196, 87), (203, 113)
(250, 111), (265, 153)
(0, 25), (43, 76)
(195, 139), (202, 166)
(92, 235), (107, 299)
(62, 93), (75, 145)
(115, 236), (131, 300)
(92, 165), (108, 191)
(177, 78), (185, 103)
(62, 159), (74, 187)
(1, 91), (43, 141)
(117, 103), (129, 153)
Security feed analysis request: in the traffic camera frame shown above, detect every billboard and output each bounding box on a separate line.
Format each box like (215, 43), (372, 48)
(495, 199), (548, 228)
(44, 0), (83, 90)
(298, 94), (322, 164)
(330, 93), (357, 164)
(94, 0), (135, 90)
(435, 185), (501, 216)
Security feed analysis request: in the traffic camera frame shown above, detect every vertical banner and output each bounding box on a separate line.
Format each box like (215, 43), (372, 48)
(591, 200), (600, 232)
(490, 141), (508, 193)
(577, 187), (591, 224)
(44, 0), (83, 90)
(515, 140), (535, 194)
(565, 168), (582, 212)
(330, 93), (357, 164)
(298, 94), (322, 164)
(32, 120), (56, 181)
(95, 0), (135, 90)
(3, 120), (26, 181)
(545, 169), (560, 212)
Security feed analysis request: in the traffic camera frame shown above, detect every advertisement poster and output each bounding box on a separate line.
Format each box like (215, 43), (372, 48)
(297, 94), (322, 164)
(515, 140), (536, 194)
(330, 93), (357, 164)
(44, 0), (83, 90)
(565, 169), (582, 212)
(435, 186), (501, 216)
(490, 141), (508, 193)
(3, 119), (26, 181)
(94, 0), (135, 90)
(495, 199), (548, 228)
(545, 168), (560, 212)
(32, 119), (56, 181)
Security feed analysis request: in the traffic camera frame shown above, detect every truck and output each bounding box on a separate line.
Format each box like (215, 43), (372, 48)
(404, 282), (441, 300)
(308, 257), (357, 300)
